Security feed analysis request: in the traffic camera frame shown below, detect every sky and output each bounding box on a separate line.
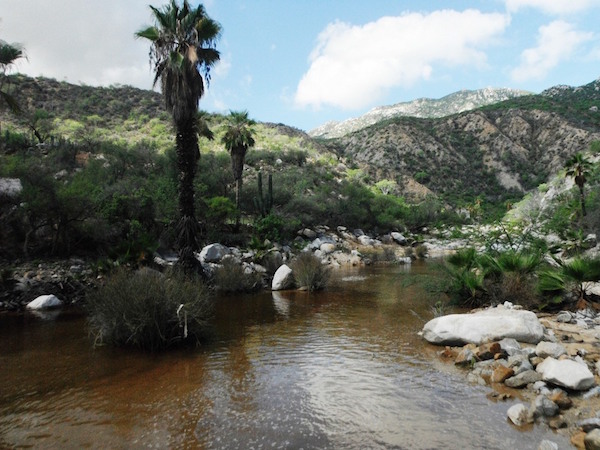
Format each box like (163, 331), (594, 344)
(1, 0), (599, 131)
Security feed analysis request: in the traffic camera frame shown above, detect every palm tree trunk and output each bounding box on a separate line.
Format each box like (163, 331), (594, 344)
(235, 177), (242, 229)
(579, 186), (587, 217)
(175, 118), (202, 275)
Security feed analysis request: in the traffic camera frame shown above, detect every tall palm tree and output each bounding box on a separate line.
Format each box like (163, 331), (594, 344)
(136, 0), (220, 273)
(221, 110), (256, 215)
(0, 39), (24, 114)
(565, 152), (591, 217)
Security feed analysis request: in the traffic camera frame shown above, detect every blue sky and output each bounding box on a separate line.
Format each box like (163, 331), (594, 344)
(1, 0), (599, 131)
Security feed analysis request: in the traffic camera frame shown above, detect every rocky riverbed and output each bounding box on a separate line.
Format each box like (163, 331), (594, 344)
(422, 304), (600, 449)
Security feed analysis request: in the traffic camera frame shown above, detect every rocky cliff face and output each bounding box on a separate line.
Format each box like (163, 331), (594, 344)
(332, 106), (600, 203)
(309, 88), (531, 139)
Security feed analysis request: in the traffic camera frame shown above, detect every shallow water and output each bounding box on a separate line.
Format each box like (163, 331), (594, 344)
(0, 263), (571, 449)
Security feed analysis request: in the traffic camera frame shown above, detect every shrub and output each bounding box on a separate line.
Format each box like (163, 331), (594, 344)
(87, 268), (212, 351)
(214, 257), (263, 292)
(290, 252), (330, 291)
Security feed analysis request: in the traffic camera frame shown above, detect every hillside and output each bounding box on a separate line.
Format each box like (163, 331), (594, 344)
(327, 79), (600, 208)
(2, 74), (600, 227)
(309, 87), (531, 139)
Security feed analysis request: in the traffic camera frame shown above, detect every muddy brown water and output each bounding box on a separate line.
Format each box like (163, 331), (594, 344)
(0, 263), (572, 449)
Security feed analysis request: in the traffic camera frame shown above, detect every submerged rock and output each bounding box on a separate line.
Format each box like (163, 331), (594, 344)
(422, 305), (545, 346)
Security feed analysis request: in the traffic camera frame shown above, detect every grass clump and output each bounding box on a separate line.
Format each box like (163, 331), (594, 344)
(87, 267), (212, 351)
(290, 252), (330, 292)
(214, 257), (263, 292)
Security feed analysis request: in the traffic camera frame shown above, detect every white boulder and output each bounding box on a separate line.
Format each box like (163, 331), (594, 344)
(536, 357), (595, 391)
(27, 294), (62, 310)
(271, 264), (294, 291)
(199, 243), (231, 263)
(422, 305), (545, 346)
(535, 341), (567, 359)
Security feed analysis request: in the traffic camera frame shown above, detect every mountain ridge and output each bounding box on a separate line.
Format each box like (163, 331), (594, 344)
(309, 87), (531, 139)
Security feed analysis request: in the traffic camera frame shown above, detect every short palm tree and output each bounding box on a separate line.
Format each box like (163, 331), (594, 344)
(0, 39), (25, 114)
(565, 152), (591, 217)
(136, 0), (220, 273)
(221, 110), (256, 215)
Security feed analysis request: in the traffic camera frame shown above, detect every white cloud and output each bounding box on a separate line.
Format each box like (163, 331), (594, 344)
(0, 0), (155, 88)
(294, 10), (509, 110)
(510, 21), (593, 82)
(505, 0), (598, 15)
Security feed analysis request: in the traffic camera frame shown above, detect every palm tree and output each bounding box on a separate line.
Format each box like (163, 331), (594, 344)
(221, 110), (256, 215)
(565, 152), (591, 217)
(136, 0), (220, 273)
(0, 39), (24, 114)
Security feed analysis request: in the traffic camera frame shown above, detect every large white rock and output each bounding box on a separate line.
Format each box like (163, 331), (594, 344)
(199, 243), (230, 263)
(536, 357), (595, 391)
(26, 294), (62, 310)
(422, 305), (545, 346)
(390, 232), (407, 245)
(271, 264), (294, 291)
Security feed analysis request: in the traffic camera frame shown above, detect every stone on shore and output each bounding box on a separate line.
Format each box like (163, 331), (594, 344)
(199, 243), (231, 263)
(584, 429), (600, 450)
(536, 357), (595, 391)
(507, 403), (532, 426)
(271, 265), (294, 291)
(422, 305), (545, 346)
(535, 341), (567, 359)
(26, 294), (62, 310)
(504, 370), (542, 388)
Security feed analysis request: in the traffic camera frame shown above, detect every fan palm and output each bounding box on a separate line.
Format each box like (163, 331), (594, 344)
(221, 110), (256, 214)
(136, 0), (220, 273)
(0, 39), (24, 114)
(565, 152), (591, 217)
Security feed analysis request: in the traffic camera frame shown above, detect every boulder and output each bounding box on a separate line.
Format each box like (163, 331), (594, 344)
(491, 365), (514, 383)
(199, 243), (231, 263)
(498, 337), (522, 356)
(535, 341), (567, 359)
(507, 403), (532, 426)
(530, 394), (559, 418)
(505, 370), (542, 388)
(320, 243), (336, 254)
(26, 294), (62, 310)
(577, 418), (600, 433)
(358, 235), (376, 246)
(272, 265), (294, 291)
(422, 305), (545, 346)
(390, 232), (407, 245)
(585, 429), (600, 450)
(536, 357), (595, 391)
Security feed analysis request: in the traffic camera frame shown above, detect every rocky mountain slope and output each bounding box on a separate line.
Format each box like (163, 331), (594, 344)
(3, 75), (600, 214)
(309, 88), (531, 139)
(327, 79), (600, 206)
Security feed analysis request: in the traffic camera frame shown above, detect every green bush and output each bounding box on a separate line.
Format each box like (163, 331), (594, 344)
(290, 252), (330, 291)
(87, 268), (212, 351)
(254, 213), (285, 242)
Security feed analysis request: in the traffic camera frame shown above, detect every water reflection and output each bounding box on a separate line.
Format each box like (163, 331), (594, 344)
(0, 265), (571, 449)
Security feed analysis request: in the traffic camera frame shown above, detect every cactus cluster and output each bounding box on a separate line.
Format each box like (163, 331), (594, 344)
(253, 171), (273, 218)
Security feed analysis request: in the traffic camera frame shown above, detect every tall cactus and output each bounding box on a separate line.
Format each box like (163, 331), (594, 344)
(253, 171), (273, 218)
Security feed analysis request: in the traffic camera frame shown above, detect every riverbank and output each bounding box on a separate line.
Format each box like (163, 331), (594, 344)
(422, 305), (600, 449)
